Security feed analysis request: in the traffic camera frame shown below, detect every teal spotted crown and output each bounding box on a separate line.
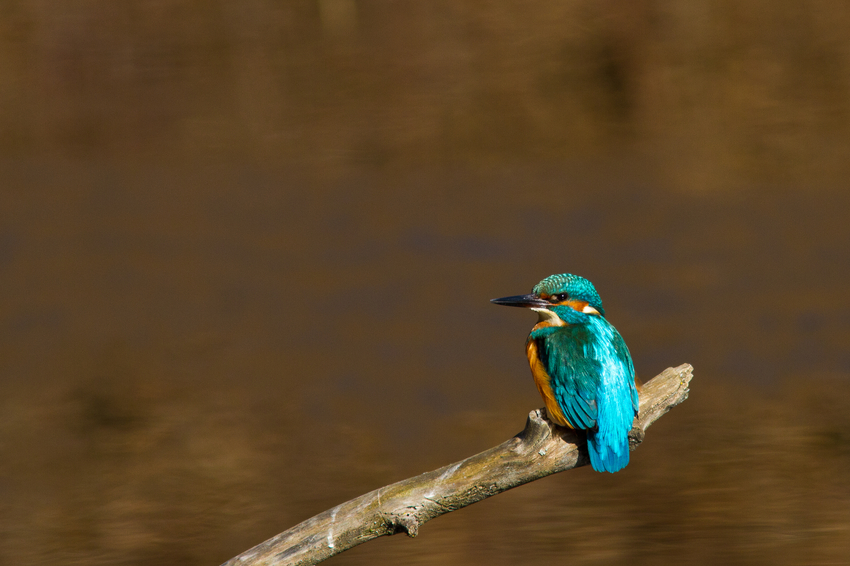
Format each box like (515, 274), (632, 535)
(532, 273), (605, 314)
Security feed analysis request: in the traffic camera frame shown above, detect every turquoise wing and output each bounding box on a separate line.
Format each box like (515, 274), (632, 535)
(538, 321), (638, 473)
(536, 325), (603, 430)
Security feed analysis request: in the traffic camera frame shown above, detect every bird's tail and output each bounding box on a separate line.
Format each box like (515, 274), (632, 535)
(586, 429), (630, 473)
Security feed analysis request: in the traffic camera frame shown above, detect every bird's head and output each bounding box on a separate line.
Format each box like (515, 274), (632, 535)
(491, 273), (605, 325)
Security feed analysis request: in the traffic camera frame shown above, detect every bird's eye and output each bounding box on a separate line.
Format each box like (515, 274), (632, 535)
(553, 293), (568, 302)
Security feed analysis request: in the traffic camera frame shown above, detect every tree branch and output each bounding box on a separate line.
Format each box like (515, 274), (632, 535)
(223, 363), (693, 566)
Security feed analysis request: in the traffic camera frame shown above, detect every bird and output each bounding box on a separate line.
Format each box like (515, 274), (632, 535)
(492, 273), (639, 473)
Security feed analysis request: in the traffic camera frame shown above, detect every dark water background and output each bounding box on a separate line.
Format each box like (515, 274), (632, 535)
(2, 3), (850, 565)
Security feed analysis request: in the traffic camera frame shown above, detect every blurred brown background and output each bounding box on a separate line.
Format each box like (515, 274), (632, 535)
(2, 2), (850, 565)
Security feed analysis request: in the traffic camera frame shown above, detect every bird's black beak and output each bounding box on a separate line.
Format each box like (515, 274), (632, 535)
(490, 294), (550, 309)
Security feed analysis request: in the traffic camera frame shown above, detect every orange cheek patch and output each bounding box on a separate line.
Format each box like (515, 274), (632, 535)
(552, 298), (590, 312)
(553, 298), (600, 315)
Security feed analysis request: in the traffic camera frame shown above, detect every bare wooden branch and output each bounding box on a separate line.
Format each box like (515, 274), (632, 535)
(223, 363), (693, 566)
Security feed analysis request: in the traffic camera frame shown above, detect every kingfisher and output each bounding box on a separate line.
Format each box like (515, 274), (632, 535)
(492, 274), (639, 473)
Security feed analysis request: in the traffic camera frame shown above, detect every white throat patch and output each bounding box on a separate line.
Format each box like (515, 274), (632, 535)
(531, 307), (566, 326)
